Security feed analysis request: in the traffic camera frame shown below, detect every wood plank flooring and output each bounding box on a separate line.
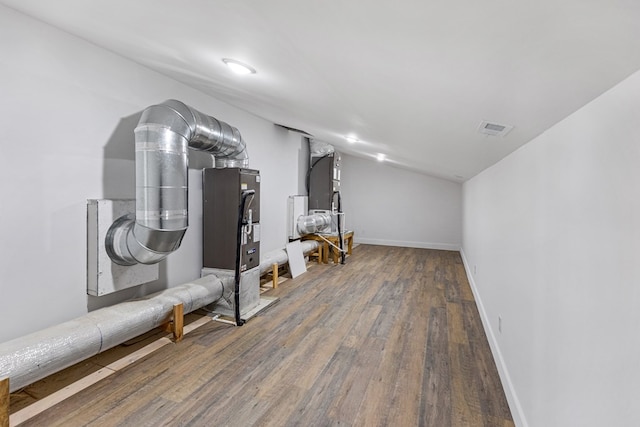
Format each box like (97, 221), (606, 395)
(10, 245), (513, 426)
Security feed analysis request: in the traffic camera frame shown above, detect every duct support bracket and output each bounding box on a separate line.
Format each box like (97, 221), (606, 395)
(1, 377), (8, 427)
(162, 303), (184, 343)
(301, 231), (354, 264)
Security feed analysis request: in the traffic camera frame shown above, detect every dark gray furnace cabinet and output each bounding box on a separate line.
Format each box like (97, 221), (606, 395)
(308, 152), (341, 211)
(203, 168), (260, 272)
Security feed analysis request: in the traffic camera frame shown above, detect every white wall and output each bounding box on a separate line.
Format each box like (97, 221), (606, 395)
(341, 154), (462, 250)
(462, 69), (640, 427)
(0, 6), (306, 344)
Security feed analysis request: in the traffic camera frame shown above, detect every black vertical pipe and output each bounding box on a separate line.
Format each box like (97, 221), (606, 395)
(234, 189), (255, 326)
(334, 191), (346, 264)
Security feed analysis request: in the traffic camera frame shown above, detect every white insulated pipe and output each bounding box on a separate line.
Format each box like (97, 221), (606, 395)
(259, 240), (319, 274)
(0, 275), (230, 393)
(0, 243), (319, 393)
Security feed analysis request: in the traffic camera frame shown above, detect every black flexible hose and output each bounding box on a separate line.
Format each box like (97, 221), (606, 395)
(305, 154), (330, 193)
(234, 189), (255, 326)
(334, 191), (346, 265)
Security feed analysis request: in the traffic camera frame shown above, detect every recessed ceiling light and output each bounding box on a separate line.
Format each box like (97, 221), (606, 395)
(222, 58), (256, 75)
(346, 136), (358, 143)
(377, 153), (386, 162)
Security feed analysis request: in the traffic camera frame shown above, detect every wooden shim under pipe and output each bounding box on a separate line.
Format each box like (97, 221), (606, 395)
(1, 377), (9, 427)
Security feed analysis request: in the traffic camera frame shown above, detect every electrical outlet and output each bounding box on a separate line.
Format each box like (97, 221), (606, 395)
(473, 265), (477, 275)
(498, 316), (502, 334)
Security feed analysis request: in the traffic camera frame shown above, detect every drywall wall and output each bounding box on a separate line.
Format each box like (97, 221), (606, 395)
(0, 5), (304, 344)
(462, 68), (640, 427)
(341, 154), (461, 250)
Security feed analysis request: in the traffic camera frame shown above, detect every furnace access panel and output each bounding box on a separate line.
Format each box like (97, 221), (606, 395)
(203, 168), (260, 271)
(309, 152), (341, 211)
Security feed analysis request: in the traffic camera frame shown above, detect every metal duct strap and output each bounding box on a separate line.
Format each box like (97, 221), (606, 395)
(106, 100), (249, 266)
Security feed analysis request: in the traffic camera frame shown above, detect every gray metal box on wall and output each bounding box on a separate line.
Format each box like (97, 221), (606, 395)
(87, 199), (159, 296)
(203, 168), (260, 271)
(309, 152), (341, 211)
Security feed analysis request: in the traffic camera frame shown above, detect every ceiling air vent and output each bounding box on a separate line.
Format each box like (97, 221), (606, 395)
(478, 120), (513, 137)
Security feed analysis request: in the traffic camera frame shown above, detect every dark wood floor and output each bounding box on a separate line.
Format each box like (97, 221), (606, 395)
(11, 245), (513, 426)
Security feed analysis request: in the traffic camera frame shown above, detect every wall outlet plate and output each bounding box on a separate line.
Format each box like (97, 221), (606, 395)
(87, 199), (159, 296)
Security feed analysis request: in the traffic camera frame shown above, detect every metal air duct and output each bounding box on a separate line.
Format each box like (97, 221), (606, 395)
(0, 274), (229, 393)
(106, 100), (249, 266)
(297, 213), (332, 235)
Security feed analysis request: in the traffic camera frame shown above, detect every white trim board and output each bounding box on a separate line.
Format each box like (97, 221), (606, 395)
(354, 237), (460, 252)
(459, 249), (528, 427)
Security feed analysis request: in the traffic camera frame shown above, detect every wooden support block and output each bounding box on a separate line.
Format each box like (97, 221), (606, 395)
(321, 242), (329, 264)
(172, 303), (184, 343)
(1, 377), (9, 427)
(162, 321), (172, 334)
(161, 303), (184, 342)
(272, 263), (279, 289)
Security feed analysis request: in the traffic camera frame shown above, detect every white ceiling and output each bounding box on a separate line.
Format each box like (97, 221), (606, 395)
(3, 0), (640, 181)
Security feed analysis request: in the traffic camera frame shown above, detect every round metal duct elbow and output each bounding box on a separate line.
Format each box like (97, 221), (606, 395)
(297, 213), (332, 236)
(106, 100), (249, 265)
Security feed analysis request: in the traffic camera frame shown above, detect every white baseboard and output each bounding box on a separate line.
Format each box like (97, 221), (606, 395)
(354, 237), (460, 252)
(459, 249), (528, 427)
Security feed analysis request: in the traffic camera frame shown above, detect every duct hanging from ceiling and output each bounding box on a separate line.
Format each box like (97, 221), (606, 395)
(107, 100), (249, 266)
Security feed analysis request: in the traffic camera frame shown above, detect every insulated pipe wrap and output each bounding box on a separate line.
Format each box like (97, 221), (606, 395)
(0, 245), (308, 393)
(297, 213), (332, 235)
(259, 240), (319, 275)
(0, 275), (228, 392)
(0, 319), (102, 393)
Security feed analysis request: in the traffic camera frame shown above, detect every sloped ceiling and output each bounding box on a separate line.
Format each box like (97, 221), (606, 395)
(3, 0), (640, 181)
